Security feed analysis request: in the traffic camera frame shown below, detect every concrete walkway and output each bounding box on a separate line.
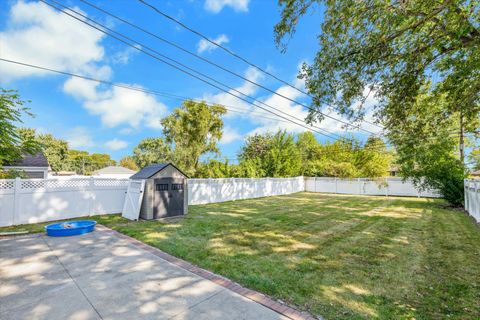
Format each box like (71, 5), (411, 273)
(0, 229), (291, 320)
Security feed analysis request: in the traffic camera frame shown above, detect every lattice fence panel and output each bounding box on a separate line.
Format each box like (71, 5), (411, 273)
(94, 179), (130, 187)
(0, 180), (15, 190)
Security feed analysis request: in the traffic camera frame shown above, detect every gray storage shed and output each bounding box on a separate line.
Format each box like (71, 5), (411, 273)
(130, 163), (188, 219)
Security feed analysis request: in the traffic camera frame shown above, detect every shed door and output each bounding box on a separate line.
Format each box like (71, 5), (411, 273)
(154, 178), (184, 218)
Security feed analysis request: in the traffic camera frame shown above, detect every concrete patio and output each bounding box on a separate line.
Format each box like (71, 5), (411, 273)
(0, 229), (290, 320)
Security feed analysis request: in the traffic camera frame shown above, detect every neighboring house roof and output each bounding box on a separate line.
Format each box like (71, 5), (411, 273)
(471, 170), (480, 176)
(130, 163), (188, 179)
(93, 166), (137, 175)
(4, 152), (49, 168)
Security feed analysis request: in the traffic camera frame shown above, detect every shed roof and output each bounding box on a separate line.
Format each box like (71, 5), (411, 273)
(5, 152), (49, 168)
(130, 163), (187, 179)
(93, 166), (136, 175)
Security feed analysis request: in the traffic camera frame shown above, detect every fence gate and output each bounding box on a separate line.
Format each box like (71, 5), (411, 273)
(122, 180), (145, 220)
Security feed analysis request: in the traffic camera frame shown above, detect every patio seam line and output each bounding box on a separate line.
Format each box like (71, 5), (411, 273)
(41, 236), (104, 320)
(96, 224), (317, 320)
(165, 288), (227, 320)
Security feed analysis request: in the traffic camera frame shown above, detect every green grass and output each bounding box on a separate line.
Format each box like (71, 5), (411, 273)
(2, 193), (479, 319)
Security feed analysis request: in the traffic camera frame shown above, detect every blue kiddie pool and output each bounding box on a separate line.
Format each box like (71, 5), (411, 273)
(45, 220), (97, 237)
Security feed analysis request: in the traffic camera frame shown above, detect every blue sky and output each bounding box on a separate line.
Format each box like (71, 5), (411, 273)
(0, 0), (379, 162)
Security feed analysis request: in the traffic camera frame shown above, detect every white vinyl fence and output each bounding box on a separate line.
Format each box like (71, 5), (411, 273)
(0, 178), (129, 227)
(464, 179), (480, 223)
(187, 176), (304, 205)
(305, 177), (440, 197)
(0, 176), (440, 227)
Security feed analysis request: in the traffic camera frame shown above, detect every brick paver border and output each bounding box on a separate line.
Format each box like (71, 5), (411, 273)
(96, 224), (317, 320)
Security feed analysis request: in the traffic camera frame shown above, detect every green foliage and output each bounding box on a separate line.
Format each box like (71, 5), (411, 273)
(388, 93), (466, 204)
(0, 90), (39, 165)
(295, 133), (392, 178)
(119, 156), (139, 171)
(0, 169), (28, 179)
(66, 150), (116, 175)
(36, 133), (69, 173)
(470, 149), (480, 171)
(161, 100), (227, 176)
(196, 159), (235, 178)
(274, 1), (480, 132)
(239, 130), (302, 177)
(133, 137), (172, 169)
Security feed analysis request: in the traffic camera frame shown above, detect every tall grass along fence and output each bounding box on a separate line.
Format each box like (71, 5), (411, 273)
(464, 179), (480, 223)
(0, 176), (438, 227)
(305, 177), (440, 198)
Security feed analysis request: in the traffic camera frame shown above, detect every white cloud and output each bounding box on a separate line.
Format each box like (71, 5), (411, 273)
(199, 66), (263, 115)
(197, 34), (229, 54)
(119, 127), (134, 135)
(204, 0), (250, 13)
(63, 78), (168, 129)
(111, 46), (140, 65)
(0, 1), (105, 80)
(65, 127), (94, 149)
(199, 65), (382, 139)
(220, 126), (242, 144)
(104, 138), (128, 151)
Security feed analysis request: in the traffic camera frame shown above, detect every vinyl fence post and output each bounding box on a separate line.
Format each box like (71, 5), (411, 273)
(12, 177), (21, 226)
(334, 177), (338, 194)
(385, 177), (389, 197)
(88, 177), (95, 216)
(358, 178), (362, 195)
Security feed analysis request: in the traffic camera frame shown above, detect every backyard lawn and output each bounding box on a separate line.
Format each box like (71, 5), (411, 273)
(2, 192), (480, 319)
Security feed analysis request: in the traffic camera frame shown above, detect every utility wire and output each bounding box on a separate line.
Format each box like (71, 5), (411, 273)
(42, 0), (343, 141)
(137, 0), (382, 130)
(1, 57), (463, 156)
(0, 58), (303, 127)
(81, 0), (380, 133)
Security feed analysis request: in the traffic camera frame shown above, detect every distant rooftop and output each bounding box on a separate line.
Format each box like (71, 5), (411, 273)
(93, 166), (137, 175)
(5, 153), (49, 168)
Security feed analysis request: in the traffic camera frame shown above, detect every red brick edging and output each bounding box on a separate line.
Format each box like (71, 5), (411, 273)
(96, 224), (316, 320)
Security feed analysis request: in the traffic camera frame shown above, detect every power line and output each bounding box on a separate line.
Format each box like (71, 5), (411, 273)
(1, 57), (463, 154)
(0, 58), (308, 128)
(137, 0), (383, 130)
(80, 0), (380, 134)
(42, 0), (344, 141)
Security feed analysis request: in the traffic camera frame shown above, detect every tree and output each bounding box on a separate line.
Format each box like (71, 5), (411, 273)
(239, 130), (302, 177)
(296, 132), (321, 175)
(0, 89), (39, 165)
(355, 137), (392, 177)
(36, 133), (69, 173)
(274, 1), (480, 142)
(196, 159), (235, 178)
(274, 1), (479, 203)
(119, 156), (139, 171)
(469, 148), (480, 171)
(388, 93), (465, 204)
(64, 150), (115, 175)
(133, 137), (172, 169)
(161, 100), (226, 176)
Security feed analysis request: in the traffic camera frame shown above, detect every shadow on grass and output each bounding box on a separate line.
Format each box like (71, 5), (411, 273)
(2, 192), (479, 319)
